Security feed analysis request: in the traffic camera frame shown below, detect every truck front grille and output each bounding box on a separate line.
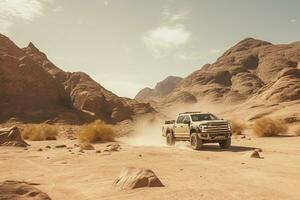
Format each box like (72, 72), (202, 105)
(206, 122), (229, 134)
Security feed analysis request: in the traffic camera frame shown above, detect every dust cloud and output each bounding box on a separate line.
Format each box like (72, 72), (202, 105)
(118, 100), (244, 147)
(118, 116), (166, 147)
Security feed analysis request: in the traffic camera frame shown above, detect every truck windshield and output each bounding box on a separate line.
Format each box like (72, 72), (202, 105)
(191, 114), (219, 121)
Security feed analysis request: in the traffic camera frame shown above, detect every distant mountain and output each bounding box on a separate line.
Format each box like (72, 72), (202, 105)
(137, 38), (300, 122)
(169, 38), (300, 104)
(135, 76), (182, 103)
(140, 38), (300, 106)
(0, 34), (154, 124)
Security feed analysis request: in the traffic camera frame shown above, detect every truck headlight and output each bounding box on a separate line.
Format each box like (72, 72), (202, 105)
(201, 125), (208, 132)
(228, 124), (231, 131)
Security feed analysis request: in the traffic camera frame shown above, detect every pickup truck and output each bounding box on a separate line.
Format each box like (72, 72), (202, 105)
(162, 112), (232, 150)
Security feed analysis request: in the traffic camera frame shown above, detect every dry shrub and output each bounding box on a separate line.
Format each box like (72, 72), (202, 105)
(22, 124), (58, 141)
(77, 120), (115, 143)
(230, 120), (246, 135)
(252, 117), (288, 137)
(294, 127), (300, 136)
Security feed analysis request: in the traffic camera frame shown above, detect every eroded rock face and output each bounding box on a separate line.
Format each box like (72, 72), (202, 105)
(0, 33), (155, 123)
(63, 72), (137, 123)
(114, 167), (164, 190)
(0, 180), (51, 200)
(0, 127), (28, 147)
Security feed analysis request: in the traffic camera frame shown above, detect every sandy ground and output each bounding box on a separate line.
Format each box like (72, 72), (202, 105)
(1, 135), (300, 200)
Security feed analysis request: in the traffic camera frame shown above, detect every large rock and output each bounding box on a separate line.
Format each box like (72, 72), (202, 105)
(0, 180), (51, 200)
(0, 126), (28, 147)
(114, 167), (164, 190)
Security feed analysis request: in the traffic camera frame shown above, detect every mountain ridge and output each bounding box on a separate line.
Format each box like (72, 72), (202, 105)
(0, 33), (154, 124)
(136, 38), (300, 111)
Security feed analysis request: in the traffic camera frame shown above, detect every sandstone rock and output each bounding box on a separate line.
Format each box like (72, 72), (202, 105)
(104, 143), (121, 152)
(114, 167), (164, 190)
(0, 180), (51, 200)
(0, 126), (28, 147)
(79, 143), (95, 150)
(247, 150), (262, 158)
(55, 144), (66, 148)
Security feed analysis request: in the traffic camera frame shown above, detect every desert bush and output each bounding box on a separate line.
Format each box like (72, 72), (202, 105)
(230, 120), (246, 135)
(252, 117), (288, 137)
(22, 124), (58, 141)
(294, 127), (300, 136)
(77, 120), (115, 143)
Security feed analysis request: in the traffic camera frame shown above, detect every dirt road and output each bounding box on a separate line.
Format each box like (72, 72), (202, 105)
(1, 136), (300, 200)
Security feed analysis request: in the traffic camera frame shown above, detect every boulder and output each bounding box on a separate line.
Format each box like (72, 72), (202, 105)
(79, 142), (95, 150)
(247, 150), (262, 158)
(0, 180), (51, 200)
(0, 126), (28, 147)
(114, 167), (164, 190)
(104, 143), (121, 152)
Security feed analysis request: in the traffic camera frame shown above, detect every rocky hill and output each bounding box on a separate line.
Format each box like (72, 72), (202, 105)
(139, 38), (300, 106)
(136, 38), (300, 122)
(0, 34), (154, 124)
(135, 76), (182, 103)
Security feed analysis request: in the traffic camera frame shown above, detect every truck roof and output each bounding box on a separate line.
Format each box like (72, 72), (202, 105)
(179, 112), (211, 115)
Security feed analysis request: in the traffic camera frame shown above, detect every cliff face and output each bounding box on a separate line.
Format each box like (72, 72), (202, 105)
(0, 34), (154, 124)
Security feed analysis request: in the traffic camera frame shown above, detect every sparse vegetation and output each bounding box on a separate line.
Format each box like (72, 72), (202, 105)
(77, 120), (115, 143)
(230, 120), (246, 135)
(252, 117), (288, 137)
(22, 124), (58, 141)
(294, 127), (300, 136)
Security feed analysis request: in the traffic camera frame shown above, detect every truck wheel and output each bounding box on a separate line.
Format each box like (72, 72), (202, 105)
(190, 133), (202, 150)
(166, 133), (175, 146)
(219, 138), (231, 149)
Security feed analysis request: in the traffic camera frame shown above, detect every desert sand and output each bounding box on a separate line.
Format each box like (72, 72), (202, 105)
(1, 133), (300, 200)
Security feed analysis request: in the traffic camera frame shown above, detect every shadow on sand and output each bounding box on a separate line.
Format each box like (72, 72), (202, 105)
(199, 145), (258, 152)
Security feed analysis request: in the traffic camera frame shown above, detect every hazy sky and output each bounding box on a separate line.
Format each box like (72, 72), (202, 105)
(1, 0), (300, 97)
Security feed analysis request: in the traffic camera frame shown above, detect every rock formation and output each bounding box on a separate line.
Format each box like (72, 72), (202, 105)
(0, 180), (51, 200)
(137, 38), (300, 110)
(0, 126), (28, 147)
(167, 38), (300, 104)
(114, 167), (164, 190)
(0, 33), (154, 124)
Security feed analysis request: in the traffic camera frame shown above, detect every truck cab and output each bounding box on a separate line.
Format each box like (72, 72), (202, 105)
(162, 112), (232, 150)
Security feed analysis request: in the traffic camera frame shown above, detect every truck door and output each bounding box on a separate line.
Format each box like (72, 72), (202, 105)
(181, 115), (191, 138)
(174, 115), (184, 138)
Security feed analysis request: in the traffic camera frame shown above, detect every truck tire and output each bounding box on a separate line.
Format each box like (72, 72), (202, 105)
(166, 133), (175, 146)
(219, 138), (231, 149)
(190, 133), (202, 150)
